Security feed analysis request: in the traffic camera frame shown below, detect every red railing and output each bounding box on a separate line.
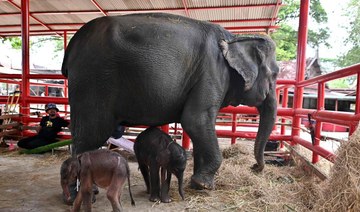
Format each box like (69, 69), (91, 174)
(198, 64), (360, 165)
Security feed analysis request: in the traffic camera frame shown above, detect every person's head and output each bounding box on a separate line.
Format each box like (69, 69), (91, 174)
(45, 103), (59, 118)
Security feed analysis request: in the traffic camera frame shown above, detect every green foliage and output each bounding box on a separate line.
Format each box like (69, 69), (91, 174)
(271, 24), (297, 61)
(272, 0), (329, 61)
(327, 78), (352, 89)
(5, 37), (22, 49)
(336, 0), (360, 67)
(32, 36), (64, 52)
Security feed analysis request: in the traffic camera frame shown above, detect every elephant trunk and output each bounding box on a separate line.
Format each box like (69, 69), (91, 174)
(253, 91), (277, 172)
(177, 172), (185, 200)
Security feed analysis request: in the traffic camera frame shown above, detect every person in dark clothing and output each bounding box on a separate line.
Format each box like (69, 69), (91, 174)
(17, 103), (69, 149)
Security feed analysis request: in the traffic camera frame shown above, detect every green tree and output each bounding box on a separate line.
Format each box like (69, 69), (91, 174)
(271, 0), (330, 61)
(337, 0), (360, 67)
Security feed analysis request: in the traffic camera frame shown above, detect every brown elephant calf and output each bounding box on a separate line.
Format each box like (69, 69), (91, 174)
(60, 149), (135, 212)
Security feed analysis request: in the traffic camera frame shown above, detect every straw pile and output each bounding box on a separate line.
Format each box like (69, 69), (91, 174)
(313, 125), (360, 211)
(180, 142), (323, 211)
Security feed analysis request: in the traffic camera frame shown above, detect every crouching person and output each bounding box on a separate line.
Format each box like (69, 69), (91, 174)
(60, 149), (135, 212)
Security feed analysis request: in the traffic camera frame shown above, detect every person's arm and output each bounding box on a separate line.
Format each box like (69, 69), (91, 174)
(37, 117), (46, 133)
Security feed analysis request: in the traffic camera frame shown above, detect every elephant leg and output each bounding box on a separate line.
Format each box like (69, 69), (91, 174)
(160, 170), (172, 203)
(181, 105), (222, 190)
(149, 159), (160, 202)
(71, 190), (82, 212)
(80, 182), (93, 212)
(138, 163), (150, 194)
(70, 103), (116, 155)
(106, 183), (123, 212)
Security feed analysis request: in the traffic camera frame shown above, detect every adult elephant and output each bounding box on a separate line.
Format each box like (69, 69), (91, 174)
(62, 13), (279, 190)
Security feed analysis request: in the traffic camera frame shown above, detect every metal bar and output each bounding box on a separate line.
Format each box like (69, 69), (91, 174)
(0, 18), (277, 29)
(7, 0), (61, 37)
(90, 0), (107, 16)
(280, 88), (289, 148)
(0, 74), (66, 79)
(276, 79), (296, 85)
(11, 4), (281, 16)
(297, 64), (360, 87)
(296, 108), (359, 125)
(182, 131), (191, 150)
(350, 72), (360, 134)
(269, 0), (282, 27)
(216, 130), (292, 141)
(231, 113), (237, 144)
(20, 0), (30, 120)
(181, 0), (190, 17)
(293, 136), (336, 163)
(312, 82), (325, 163)
(291, 0), (309, 143)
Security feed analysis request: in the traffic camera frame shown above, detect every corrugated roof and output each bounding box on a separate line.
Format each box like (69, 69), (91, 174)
(0, 0), (282, 37)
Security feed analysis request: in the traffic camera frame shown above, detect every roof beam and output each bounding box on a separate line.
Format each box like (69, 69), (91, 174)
(0, 18), (276, 29)
(3, 3), (280, 16)
(181, 0), (190, 17)
(6, 0), (62, 37)
(90, 0), (107, 16)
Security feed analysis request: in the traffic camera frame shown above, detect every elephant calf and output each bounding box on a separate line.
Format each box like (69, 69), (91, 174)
(134, 127), (187, 203)
(60, 149), (135, 212)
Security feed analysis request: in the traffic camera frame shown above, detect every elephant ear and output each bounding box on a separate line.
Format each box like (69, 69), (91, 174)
(220, 37), (267, 91)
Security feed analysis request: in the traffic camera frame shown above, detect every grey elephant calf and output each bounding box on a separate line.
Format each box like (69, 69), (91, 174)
(134, 127), (187, 203)
(60, 149), (135, 212)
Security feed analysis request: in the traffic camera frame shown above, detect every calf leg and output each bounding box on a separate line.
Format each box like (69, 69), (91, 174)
(106, 184), (123, 212)
(149, 159), (160, 202)
(81, 182), (93, 212)
(71, 190), (82, 212)
(160, 171), (172, 203)
(138, 163), (150, 193)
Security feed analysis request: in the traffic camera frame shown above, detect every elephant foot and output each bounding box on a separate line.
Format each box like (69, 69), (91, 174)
(149, 195), (160, 202)
(190, 174), (214, 190)
(251, 163), (264, 172)
(160, 196), (172, 203)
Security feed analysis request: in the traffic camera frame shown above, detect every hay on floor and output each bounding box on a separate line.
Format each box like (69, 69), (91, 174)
(181, 143), (323, 211)
(313, 125), (360, 211)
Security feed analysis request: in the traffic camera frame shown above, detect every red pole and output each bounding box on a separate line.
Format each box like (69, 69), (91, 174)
(63, 31), (69, 113)
(312, 82), (325, 163)
(291, 0), (309, 145)
(161, 124), (169, 133)
(231, 113), (237, 144)
(182, 131), (191, 150)
(280, 88), (289, 148)
(350, 72), (360, 134)
(21, 0), (30, 120)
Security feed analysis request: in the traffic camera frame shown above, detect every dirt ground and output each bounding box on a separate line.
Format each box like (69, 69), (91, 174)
(0, 146), (193, 212)
(0, 138), (327, 212)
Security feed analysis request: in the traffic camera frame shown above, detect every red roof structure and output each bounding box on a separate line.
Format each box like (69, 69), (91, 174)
(0, 0), (282, 37)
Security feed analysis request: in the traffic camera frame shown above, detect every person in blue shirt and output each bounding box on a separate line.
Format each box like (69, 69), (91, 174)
(17, 103), (69, 149)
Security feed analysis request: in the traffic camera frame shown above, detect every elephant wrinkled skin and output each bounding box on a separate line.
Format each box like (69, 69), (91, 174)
(61, 13), (279, 190)
(134, 127), (187, 203)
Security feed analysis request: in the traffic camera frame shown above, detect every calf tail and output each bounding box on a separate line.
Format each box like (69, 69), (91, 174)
(126, 162), (135, 206)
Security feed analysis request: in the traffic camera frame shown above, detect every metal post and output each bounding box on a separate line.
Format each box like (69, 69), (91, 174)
(231, 113), (237, 144)
(21, 0), (30, 122)
(182, 131), (191, 150)
(312, 82), (325, 163)
(280, 88), (289, 148)
(291, 0), (309, 145)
